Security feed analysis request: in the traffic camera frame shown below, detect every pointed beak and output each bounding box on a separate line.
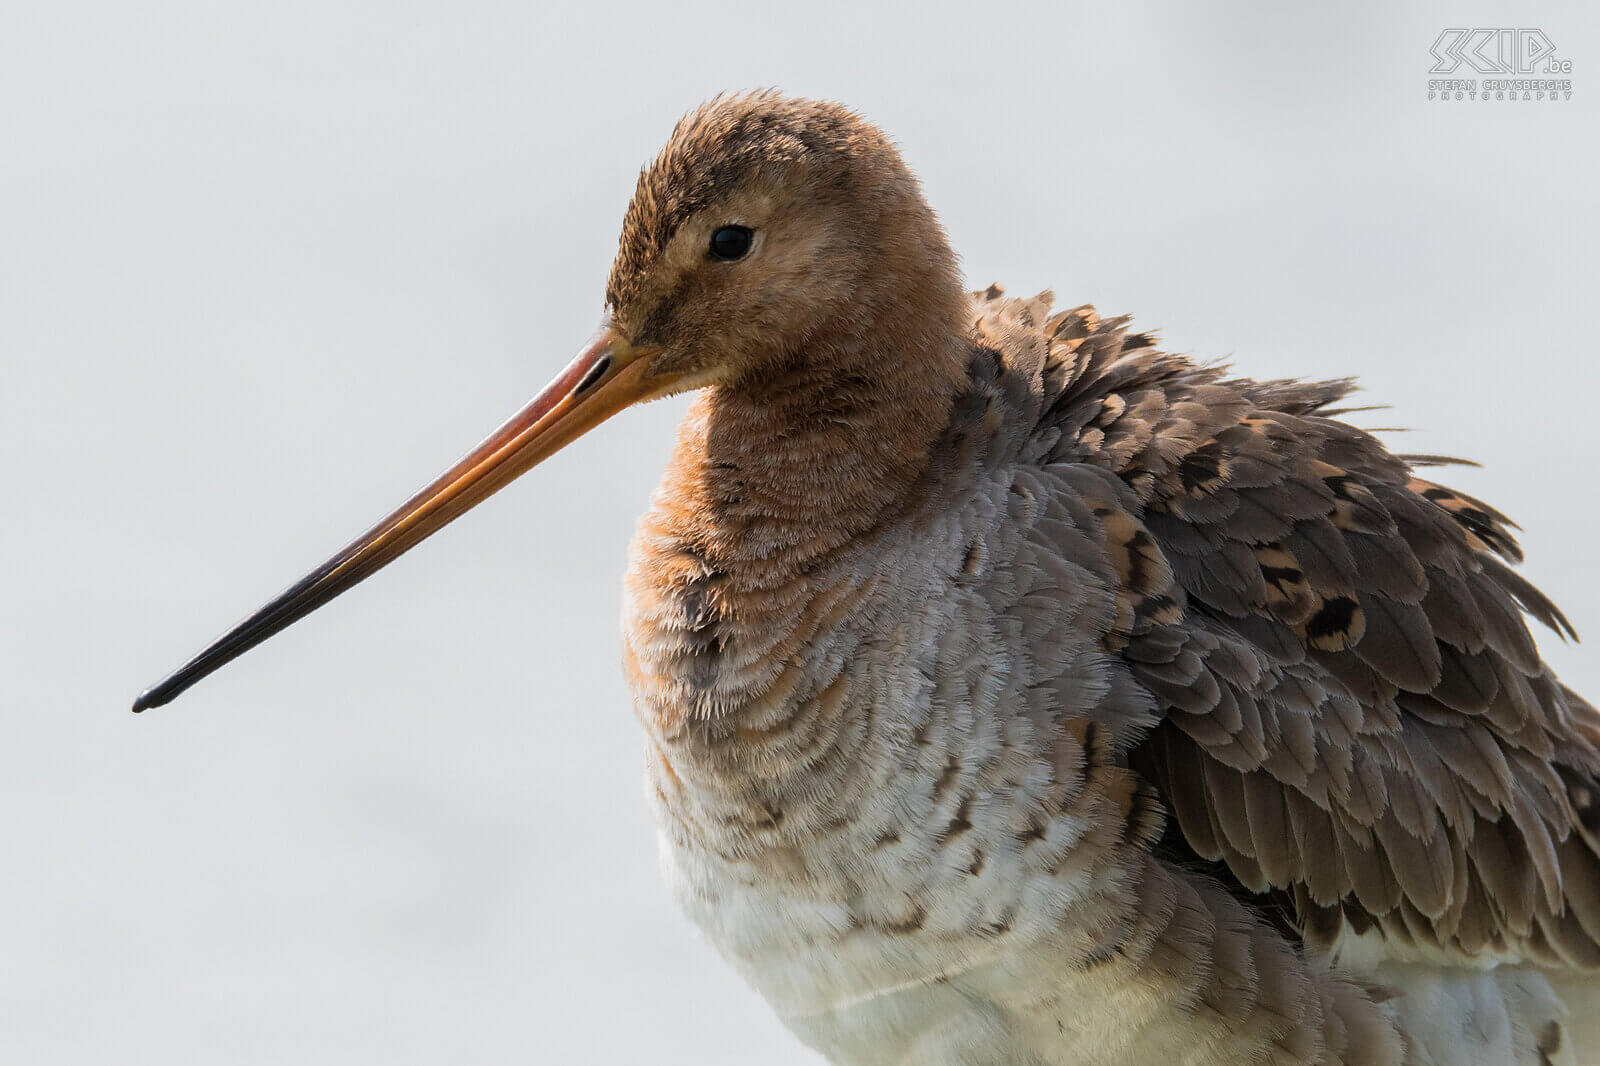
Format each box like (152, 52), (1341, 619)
(132, 326), (670, 713)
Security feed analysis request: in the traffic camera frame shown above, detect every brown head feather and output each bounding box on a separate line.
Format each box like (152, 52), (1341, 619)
(607, 91), (888, 312)
(602, 92), (967, 396)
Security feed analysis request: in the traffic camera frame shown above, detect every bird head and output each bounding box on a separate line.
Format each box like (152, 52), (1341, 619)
(603, 91), (961, 393)
(131, 91), (962, 711)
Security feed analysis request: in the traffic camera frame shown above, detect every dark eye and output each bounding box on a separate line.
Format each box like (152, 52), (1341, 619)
(709, 225), (753, 261)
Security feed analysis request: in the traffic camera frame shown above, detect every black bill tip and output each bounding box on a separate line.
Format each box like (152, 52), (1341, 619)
(131, 685), (170, 714)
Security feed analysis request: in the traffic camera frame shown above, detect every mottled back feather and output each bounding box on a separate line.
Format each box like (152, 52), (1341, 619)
(971, 284), (1600, 972)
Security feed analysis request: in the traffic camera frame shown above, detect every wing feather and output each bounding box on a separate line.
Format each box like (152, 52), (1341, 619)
(1011, 297), (1600, 972)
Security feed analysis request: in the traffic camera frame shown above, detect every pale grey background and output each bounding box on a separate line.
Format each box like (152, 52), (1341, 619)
(4, 2), (1597, 1063)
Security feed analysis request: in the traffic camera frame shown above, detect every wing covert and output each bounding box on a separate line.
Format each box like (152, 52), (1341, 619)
(986, 288), (1600, 969)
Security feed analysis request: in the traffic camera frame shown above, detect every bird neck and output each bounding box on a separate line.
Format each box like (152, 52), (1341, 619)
(679, 319), (969, 582)
(623, 310), (971, 844)
(622, 252), (972, 802)
(623, 309), (969, 735)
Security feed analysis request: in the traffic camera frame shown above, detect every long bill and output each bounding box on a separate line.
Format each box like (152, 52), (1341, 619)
(132, 327), (671, 713)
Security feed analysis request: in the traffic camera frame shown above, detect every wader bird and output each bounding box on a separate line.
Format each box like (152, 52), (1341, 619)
(135, 94), (1600, 1065)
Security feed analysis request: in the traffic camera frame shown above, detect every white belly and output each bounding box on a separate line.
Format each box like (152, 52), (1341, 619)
(657, 831), (1073, 1066)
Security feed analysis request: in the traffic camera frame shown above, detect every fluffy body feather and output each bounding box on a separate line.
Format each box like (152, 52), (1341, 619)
(610, 96), (1600, 1065)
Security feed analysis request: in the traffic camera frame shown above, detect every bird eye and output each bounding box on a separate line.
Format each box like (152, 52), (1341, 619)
(709, 226), (753, 261)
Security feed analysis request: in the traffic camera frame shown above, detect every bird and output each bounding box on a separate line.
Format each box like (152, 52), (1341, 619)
(133, 92), (1600, 1065)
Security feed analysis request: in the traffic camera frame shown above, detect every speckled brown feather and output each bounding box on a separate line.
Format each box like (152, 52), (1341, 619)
(967, 285), (1600, 972)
